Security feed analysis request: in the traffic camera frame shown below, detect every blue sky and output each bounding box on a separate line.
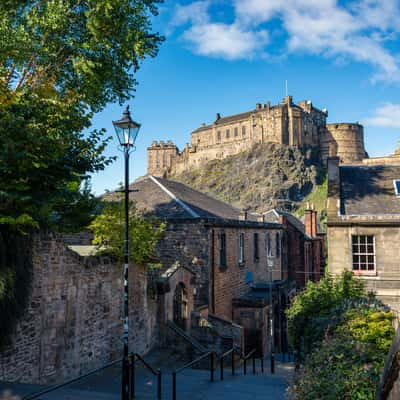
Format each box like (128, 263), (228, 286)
(90, 0), (400, 195)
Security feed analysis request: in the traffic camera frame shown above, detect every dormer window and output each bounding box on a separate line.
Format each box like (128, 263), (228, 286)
(394, 180), (400, 196)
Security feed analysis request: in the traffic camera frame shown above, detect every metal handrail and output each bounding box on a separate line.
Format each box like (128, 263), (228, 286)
(22, 356), (124, 400)
(135, 353), (159, 375)
(131, 352), (162, 399)
(175, 351), (213, 374)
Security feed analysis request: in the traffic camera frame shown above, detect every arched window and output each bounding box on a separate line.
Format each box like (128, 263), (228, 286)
(265, 233), (271, 256)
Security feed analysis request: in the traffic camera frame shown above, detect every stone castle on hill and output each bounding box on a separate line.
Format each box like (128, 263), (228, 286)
(147, 95), (368, 177)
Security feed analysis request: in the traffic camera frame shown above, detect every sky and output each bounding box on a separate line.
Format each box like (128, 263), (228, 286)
(89, 0), (400, 195)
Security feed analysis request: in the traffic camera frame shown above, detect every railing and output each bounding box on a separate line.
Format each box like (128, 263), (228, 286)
(131, 353), (162, 400)
(172, 348), (261, 400)
(22, 352), (161, 400)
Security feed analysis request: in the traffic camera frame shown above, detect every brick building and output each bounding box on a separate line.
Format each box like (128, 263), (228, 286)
(147, 95), (368, 177)
(114, 176), (324, 355)
(327, 156), (400, 315)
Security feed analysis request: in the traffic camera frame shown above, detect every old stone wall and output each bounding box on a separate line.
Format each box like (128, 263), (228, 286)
(325, 123), (367, 164)
(0, 234), (157, 384)
(328, 225), (400, 316)
(155, 221), (210, 308)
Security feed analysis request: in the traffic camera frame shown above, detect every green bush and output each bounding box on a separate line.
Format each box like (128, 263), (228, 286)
(288, 272), (395, 400)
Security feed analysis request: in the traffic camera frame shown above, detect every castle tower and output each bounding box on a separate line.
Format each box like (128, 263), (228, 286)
(147, 140), (179, 177)
(324, 123), (367, 164)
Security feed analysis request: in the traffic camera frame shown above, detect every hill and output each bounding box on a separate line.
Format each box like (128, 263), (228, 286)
(171, 142), (327, 221)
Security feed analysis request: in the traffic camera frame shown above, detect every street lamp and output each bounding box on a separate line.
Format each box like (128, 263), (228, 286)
(112, 105), (141, 400)
(267, 255), (275, 374)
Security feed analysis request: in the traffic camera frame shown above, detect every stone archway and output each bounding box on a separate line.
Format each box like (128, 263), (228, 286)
(173, 282), (188, 330)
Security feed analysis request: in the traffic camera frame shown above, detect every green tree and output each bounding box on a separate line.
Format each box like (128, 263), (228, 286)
(89, 200), (165, 265)
(0, 0), (164, 230)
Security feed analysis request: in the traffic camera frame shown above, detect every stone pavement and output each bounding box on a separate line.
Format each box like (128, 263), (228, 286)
(1, 355), (294, 400)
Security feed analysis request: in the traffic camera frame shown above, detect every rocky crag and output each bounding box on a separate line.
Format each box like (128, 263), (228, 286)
(171, 143), (327, 219)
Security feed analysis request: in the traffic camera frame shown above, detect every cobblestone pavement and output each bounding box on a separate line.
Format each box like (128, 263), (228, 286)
(1, 354), (294, 400)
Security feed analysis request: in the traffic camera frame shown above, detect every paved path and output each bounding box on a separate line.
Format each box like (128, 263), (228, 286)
(1, 356), (293, 400)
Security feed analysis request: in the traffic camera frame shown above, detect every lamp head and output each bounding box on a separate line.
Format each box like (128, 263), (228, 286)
(112, 105), (141, 147)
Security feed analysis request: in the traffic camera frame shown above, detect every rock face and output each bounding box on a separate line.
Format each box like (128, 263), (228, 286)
(172, 143), (320, 214)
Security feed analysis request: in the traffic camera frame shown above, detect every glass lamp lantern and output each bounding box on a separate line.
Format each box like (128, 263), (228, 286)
(112, 105), (141, 147)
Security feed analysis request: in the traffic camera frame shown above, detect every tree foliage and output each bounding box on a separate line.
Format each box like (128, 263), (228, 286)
(0, 0), (164, 231)
(288, 272), (395, 399)
(89, 200), (165, 265)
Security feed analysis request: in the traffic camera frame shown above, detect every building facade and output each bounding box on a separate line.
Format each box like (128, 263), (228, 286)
(147, 96), (368, 177)
(327, 156), (400, 315)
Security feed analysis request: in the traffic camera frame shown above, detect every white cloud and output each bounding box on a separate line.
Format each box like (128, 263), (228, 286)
(365, 103), (400, 128)
(171, 0), (400, 81)
(183, 23), (269, 59)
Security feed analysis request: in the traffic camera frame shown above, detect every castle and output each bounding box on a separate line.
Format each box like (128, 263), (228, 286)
(147, 95), (368, 177)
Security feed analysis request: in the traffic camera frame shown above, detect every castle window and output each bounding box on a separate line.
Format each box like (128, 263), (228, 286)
(352, 235), (375, 274)
(226, 129), (230, 139)
(234, 127), (238, 137)
(239, 233), (245, 264)
(253, 233), (259, 262)
(242, 126), (246, 137)
(220, 233), (227, 267)
(217, 131), (221, 142)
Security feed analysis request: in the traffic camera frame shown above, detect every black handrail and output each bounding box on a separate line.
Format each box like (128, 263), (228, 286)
(132, 352), (162, 399)
(22, 352), (162, 400)
(172, 351), (215, 400)
(22, 356), (124, 400)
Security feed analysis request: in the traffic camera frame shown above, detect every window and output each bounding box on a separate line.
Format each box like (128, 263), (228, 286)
(226, 129), (230, 139)
(394, 180), (400, 196)
(352, 235), (375, 273)
(217, 131), (221, 142)
(234, 127), (238, 137)
(276, 233), (280, 258)
(265, 233), (271, 256)
(220, 233), (227, 267)
(242, 126), (246, 137)
(253, 233), (259, 262)
(239, 233), (245, 263)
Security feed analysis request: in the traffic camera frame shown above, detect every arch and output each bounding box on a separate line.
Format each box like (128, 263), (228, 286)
(173, 282), (188, 330)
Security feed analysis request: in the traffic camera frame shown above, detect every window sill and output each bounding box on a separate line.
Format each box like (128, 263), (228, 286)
(352, 270), (377, 277)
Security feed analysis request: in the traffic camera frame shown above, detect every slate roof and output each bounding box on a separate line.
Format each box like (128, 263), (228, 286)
(104, 176), (243, 220)
(340, 165), (400, 216)
(263, 209), (307, 235)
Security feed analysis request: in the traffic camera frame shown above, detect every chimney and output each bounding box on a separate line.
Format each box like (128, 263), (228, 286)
(239, 210), (248, 221)
(256, 103), (262, 110)
(305, 203), (317, 237)
(216, 113), (221, 122)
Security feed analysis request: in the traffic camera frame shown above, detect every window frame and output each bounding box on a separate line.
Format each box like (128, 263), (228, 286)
(219, 233), (227, 268)
(351, 235), (376, 275)
(265, 232), (271, 257)
(239, 232), (245, 264)
(393, 180), (400, 196)
(226, 129), (230, 139)
(253, 232), (259, 262)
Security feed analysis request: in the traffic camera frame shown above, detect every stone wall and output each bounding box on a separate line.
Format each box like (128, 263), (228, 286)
(0, 234), (157, 384)
(327, 225), (400, 316)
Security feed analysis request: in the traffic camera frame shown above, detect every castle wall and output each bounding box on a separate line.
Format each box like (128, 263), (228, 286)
(326, 123), (367, 164)
(147, 97), (367, 177)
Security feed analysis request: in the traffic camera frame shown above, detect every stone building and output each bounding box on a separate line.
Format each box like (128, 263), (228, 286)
(327, 156), (400, 315)
(147, 96), (368, 177)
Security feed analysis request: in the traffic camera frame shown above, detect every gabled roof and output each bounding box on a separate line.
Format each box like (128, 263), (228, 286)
(263, 209), (307, 235)
(104, 176), (243, 220)
(340, 164), (400, 216)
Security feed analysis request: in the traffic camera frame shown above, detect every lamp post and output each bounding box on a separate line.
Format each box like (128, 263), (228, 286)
(267, 255), (275, 374)
(112, 106), (141, 400)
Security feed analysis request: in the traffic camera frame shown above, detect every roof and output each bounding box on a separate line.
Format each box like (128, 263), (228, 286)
(104, 176), (244, 220)
(263, 209), (307, 235)
(192, 110), (255, 133)
(340, 164), (400, 216)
